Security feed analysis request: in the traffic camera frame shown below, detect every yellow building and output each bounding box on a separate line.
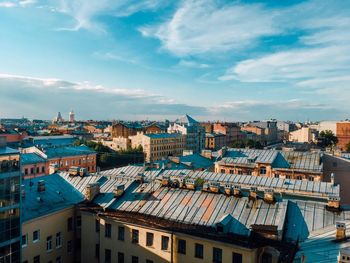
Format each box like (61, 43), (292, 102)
(21, 174), (84, 263)
(129, 133), (185, 162)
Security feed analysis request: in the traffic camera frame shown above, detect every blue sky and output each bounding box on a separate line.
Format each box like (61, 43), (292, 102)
(0, 0), (349, 121)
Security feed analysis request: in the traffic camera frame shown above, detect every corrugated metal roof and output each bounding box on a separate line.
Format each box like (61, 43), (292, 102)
(21, 153), (46, 165)
(43, 145), (96, 159)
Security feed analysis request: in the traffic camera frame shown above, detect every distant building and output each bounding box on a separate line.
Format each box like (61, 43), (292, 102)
(21, 152), (48, 179)
(69, 110), (75, 123)
(112, 121), (164, 138)
(168, 115), (205, 153)
(215, 148), (324, 181)
(241, 120), (278, 144)
(129, 133), (185, 162)
(21, 174), (84, 263)
(336, 121), (350, 151)
(205, 132), (226, 150)
(54, 112), (64, 123)
(288, 127), (312, 143)
(213, 122), (241, 146)
(0, 136), (21, 262)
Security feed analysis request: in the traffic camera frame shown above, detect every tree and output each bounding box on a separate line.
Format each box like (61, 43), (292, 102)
(345, 142), (350, 153)
(318, 130), (338, 148)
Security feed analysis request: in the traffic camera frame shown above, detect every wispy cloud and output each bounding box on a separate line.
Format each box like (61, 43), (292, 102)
(177, 59), (210, 69)
(0, 73), (207, 120)
(0, 0), (35, 7)
(55, 0), (166, 32)
(139, 0), (280, 56)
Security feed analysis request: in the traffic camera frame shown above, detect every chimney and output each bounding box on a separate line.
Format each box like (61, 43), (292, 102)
(328, 194), (341, 210)
(113, 184), (125, 198)
(331, 173), (335, 185)
(250, 187), (258, 200)
(336, 222), (346, 240)
(0, 136), (6, 148)
(264, 188), (274, 203)
(49, 164), (58, 174)
(209, 181), (220, 193)
(37, 180), (45, 192)
(224, 183), (232, 195)
(84, 183), (100, 201)
(233, 185), (241, 197)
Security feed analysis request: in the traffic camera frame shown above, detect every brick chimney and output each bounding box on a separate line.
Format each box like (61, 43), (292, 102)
(336, 222), (346, 240)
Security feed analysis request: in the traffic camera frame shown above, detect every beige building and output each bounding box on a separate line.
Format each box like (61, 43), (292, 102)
(57, 165), (345, 263)
(129, 133), (185, 162)
(288, 127), (312, 143)
(21, 174), (84, 263)
(215, 148), (324, 181)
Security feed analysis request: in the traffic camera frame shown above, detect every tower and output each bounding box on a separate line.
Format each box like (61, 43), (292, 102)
(69, 110), (75, 123)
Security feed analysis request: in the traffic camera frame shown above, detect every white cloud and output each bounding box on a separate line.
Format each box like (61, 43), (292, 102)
(55, 0), (166, 32)
(0, 0), (35, 7)
(0, 1), (17, 7)
(178, 59), (210, 69)
(139, 0), (280, 56)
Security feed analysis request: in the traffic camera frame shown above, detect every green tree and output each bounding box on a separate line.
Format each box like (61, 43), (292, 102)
(345, 142), (350, 153)
(319, 130), (338, 147)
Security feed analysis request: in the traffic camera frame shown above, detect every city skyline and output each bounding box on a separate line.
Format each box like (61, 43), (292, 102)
(1, 0), (349, 121)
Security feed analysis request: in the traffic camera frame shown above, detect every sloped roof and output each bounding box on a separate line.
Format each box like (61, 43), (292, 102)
(175, 114), (198, 125)
(43, 145), (96, 159)
(21, 153), (46, 165)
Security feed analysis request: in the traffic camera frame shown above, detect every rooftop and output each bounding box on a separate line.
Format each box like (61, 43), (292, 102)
(43, 145), (96, 159)
(22, 173), (84, 222)
(144, 133), (182, 139)
(21, 153), (46, 165)
(0, 146), (19, 155)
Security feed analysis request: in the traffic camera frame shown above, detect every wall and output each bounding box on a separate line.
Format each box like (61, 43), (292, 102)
(22, 207), (76, 263)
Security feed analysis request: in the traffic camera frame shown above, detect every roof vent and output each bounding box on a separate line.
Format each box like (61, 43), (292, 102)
(233, 185), (242, 197)
(249, 186), (258, 200)
(327, 194), (341, 211)
(37, 180), (45, 192)
(264, 188), (274, 203)
(113, 184), (125, 198)
(224, 183), (232, 196)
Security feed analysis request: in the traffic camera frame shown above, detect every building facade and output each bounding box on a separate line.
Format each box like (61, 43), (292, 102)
(213, 123), (241, 147)
(336, 122), (350, 151)
(288, 127), (312, 143)
(0, 136), (21, 263)
(205, 133), (226, 150)
(168, 115), (205, 153)
(130, 133), (185, 162)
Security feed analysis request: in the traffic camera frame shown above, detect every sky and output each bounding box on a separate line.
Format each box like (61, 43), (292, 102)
(0, 0), (349, 121)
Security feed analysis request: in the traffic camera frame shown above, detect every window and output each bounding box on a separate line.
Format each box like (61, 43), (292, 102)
(118, 226), (125, 241)
(24, 168), (28, 175)
(55, 232), (62, 248)
(213, 247), (222, 263)
(195, 243), (203, 259)
(296, 176), (302, 180)
(177, 239), (186, 254)
(118, 252), (124, 263)
(22, 234), (28, 247)
(146, 260), (153, 263)
(260, 167), (267, 175)
(161, 236), (169, 250)
(232, 252), (243, 263)
(333, 162), (337, 167)
(36, 167), (39, 173)
(33, 230), (40, 243)
(56, 256), (61, 263)
(286, 175), (291, 179)
(238, 170), (243, 175)
(105, 223), (112, 238)
(76, 216), (82, 227)
(67, 240), (73, 254)
(105, 249), (111, 263)
(46, 236), (52, 251)
(274, 174), (279, 178)
(308, 177), (314, 181)
(247, 170), (252, 175)
(132, 229), (139, 244)
(67, 217), (73, 232)
(95, 244), (100, 258)
(41, 166), (45, 173)
(229, 170), (234, 174)
(30, 167), (34, 174)
(131, 256), (138, 263)
(95, 219), (100, 232)
(220, 169), (225, 173)
(33, 255), (40, 263)
(146, 232), (154, 247)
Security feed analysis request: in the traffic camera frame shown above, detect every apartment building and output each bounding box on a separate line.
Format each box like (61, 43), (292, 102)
(22, 145), (97, 173)
(336, 122), (350, 151)
(205, 133), (226, 150)
(21, 174), (84, 263)
(112, 122), (164, 138)
(130, 133), (185, 162)
(215, 148), (324, 181)
(168, 115), (205, 153)
(241, 121), (278, 145)
(0, 137), (21, 262)
(56, 164), (346, 263)
(21, 153), (48, 179)
(213, 122), (241, 146)
(288, 127), (313, 143)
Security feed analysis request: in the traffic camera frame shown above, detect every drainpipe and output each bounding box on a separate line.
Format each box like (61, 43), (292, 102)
(171, 232), (174, 263)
